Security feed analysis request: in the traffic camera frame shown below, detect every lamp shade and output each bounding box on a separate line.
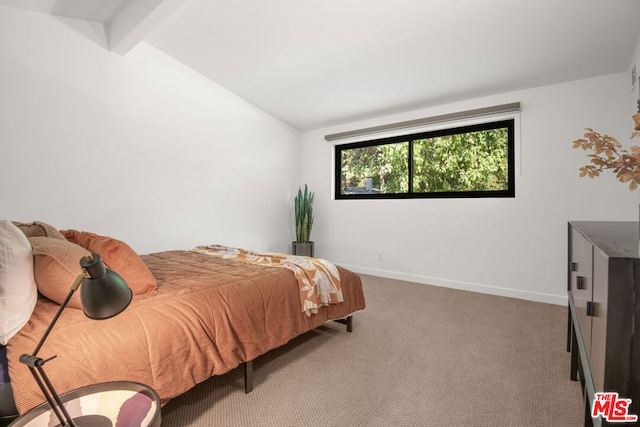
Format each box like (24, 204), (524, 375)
(80, 254), (132, 320)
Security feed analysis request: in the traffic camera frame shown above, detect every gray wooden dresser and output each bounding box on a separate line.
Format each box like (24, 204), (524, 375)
(567, 221), (640, 426)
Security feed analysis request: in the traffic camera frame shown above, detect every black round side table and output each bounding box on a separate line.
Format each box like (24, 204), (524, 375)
(8, 381), (160, 427)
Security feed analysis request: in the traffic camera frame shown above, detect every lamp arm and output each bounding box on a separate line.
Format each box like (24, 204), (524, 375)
(21, 363), (71, 426)
(19, 273), (85, 427)
(31, 274), (84, 357)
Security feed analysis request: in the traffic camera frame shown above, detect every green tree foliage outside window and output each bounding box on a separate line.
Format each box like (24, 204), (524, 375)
(336, 120), (514, 199)
(340, 142), (409, 194)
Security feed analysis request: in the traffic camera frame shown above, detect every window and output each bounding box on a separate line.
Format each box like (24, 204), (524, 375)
(335, 119), (515, 199)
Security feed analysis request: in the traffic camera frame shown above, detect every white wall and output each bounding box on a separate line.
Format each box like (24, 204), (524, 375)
(0, 7), (300, 254)
(300, 73), (640, 305)
(631, 35), (640, 116)
(2, 7), (639, 306)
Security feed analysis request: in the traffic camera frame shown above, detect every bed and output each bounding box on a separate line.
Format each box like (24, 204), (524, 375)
(0, 221), (366, 420)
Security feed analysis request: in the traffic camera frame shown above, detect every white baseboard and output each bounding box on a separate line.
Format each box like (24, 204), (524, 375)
(338, 264), (568, 306)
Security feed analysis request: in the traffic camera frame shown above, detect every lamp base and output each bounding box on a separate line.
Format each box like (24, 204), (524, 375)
(55, 414), (112, 427)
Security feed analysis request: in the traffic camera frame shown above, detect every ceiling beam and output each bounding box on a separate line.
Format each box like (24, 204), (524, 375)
(107, 0), (189, 55)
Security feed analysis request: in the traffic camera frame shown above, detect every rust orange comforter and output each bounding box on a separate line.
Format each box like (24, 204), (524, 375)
(6, 250), (366, 414)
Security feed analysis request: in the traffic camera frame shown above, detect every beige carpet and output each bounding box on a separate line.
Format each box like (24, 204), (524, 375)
(160, 274), (584, 426)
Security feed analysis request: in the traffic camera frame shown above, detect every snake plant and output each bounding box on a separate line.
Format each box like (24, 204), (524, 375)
(294, 184), (314, 243)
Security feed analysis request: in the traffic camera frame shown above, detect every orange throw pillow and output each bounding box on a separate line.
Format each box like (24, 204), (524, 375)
(29, 236), (90, 309)
(60, 230), (157, 295)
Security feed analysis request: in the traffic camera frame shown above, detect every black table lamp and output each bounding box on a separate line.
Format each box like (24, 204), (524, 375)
(19, 253), (133, 427)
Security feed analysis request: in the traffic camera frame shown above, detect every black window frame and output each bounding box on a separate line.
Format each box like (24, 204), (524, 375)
(334, 119), (515, 200)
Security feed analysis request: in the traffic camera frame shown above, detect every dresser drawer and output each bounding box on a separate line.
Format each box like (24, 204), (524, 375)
(569, 227), (593, 356)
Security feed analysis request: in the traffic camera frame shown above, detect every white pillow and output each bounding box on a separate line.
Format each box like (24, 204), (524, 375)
(0, 220), (38, 345)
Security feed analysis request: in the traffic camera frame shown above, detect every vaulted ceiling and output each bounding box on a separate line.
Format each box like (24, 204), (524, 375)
(2, 0), (640, 130)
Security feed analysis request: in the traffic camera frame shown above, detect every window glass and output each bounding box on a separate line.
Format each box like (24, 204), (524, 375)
(339, 142), (408, 195)
(335, 119), (514, 199)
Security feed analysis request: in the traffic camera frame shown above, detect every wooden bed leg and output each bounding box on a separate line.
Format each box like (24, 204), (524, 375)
(334, 315), (353, 332)
(244, 360), (254, 393)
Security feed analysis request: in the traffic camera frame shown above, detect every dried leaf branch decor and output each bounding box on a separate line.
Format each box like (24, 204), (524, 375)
(572, 113), (640, 190)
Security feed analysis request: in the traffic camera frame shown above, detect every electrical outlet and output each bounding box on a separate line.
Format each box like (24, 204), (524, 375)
(377, 252), (383, 262)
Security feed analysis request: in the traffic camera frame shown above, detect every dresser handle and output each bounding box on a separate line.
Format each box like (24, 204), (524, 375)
(576, 276), (586, 290)
(571, 262), (578, 271)
(586, 301), (596, 317)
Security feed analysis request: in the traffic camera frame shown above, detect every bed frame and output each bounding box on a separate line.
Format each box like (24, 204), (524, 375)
(241, 315), (353, 393)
